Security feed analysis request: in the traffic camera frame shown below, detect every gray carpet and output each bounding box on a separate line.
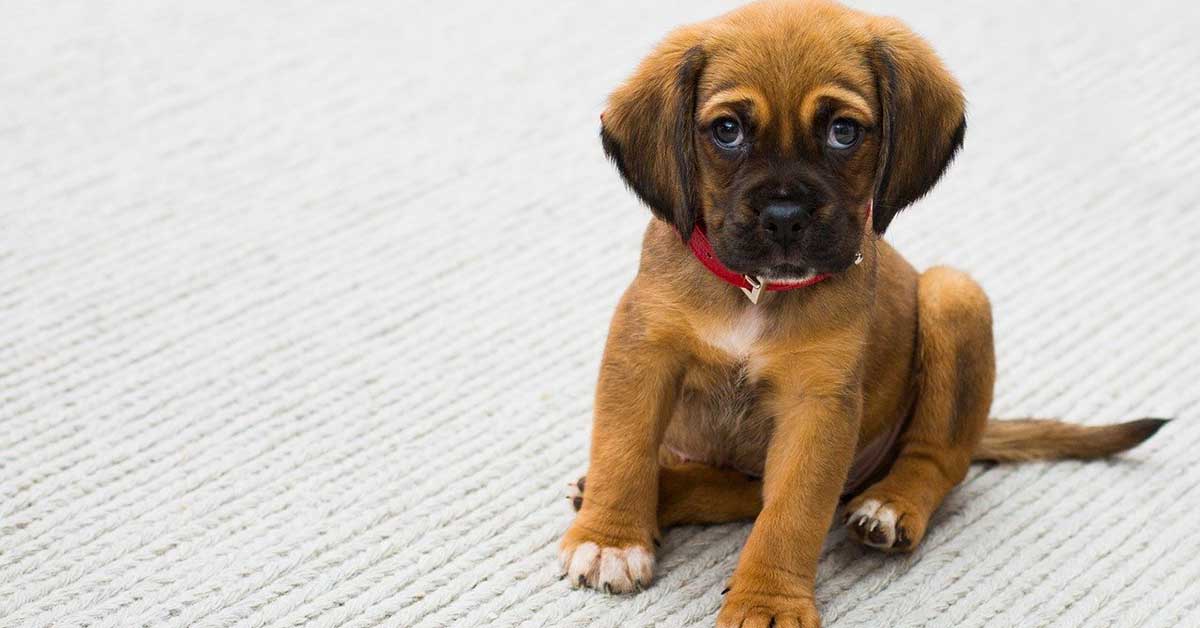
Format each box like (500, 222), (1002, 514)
(1, 1), (1198, 626)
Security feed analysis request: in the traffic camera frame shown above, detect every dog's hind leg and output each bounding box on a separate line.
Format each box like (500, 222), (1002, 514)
(657, 463), (763, 527)
(844, 266), (995, 552)
(569, 462), (763, 530)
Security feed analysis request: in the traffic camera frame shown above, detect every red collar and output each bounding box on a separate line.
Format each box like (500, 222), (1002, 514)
(685, 200), (871, 304)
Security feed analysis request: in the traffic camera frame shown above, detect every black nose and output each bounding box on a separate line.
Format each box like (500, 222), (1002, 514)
(761, 202), (811, 246)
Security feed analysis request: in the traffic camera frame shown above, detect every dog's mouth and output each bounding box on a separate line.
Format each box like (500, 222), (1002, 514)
(709, 226), (858, 281)
(713, 227), (855, 281)
(709, 245), (824, 282)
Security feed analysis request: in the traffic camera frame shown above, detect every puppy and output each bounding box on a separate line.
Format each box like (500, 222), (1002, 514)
(560, 1), (1167, 626)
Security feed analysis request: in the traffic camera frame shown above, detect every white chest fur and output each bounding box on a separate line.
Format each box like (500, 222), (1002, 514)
(703, 307), (765, 360)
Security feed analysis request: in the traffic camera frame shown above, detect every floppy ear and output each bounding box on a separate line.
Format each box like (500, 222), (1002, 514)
(868, 18), (967, 234)
(600, 26), (708, 238)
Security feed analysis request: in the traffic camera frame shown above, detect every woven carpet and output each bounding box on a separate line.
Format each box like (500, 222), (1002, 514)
(2, 1), (1198, 626)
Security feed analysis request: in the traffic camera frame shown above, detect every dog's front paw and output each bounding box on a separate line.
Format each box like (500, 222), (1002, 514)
(559, 540), (654, 593)
(843, 495), (924, 552)
(717, 588), (822, 628)
(559, 514), (655, 594)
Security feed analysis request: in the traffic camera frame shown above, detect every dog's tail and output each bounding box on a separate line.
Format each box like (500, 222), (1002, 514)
(972, 418), (1170, 463)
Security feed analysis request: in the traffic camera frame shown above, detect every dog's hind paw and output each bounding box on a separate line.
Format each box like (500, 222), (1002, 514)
(843, 496), (924, 553)
(565, 476), (585, 512)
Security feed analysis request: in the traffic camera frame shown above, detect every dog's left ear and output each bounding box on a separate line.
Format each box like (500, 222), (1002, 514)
(868, 18), (967, 234)
(600, 25), (708, 239)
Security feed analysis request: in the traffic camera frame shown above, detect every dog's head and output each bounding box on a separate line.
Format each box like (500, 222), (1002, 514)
(601, 0), (965, 281)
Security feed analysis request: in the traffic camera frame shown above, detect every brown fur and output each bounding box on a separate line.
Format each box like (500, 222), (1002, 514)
(560, 2), (1166, 626)
(975, 418), (1169, 462)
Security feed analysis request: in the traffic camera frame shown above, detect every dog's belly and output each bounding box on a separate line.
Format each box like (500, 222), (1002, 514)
(662, 361), (773, 476)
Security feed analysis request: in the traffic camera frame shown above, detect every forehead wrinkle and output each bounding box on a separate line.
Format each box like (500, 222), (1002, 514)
(800, 84), (875, 129)
(699, 86), (771, 127)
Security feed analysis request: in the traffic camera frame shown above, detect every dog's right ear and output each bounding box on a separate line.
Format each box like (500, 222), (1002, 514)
(601, 26), (708, 239)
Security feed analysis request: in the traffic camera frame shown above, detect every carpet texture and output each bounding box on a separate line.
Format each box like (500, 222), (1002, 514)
(2, 1), (1198, 627)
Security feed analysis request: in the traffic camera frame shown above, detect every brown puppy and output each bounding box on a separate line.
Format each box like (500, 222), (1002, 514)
(560, 1), (1167, 626)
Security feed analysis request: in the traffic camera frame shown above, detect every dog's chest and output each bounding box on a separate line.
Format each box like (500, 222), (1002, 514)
(662, 309), (776, 475)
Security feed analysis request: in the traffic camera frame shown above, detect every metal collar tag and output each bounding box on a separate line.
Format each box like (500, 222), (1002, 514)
(740, 275), (765, 304)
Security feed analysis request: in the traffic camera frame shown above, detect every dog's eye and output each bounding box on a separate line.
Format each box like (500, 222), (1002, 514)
(827, 119), (862, 149)
(712, 117), (745, 149)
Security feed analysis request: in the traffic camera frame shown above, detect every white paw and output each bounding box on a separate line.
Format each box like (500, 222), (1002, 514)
(846, 498), (903, 549)
(559, 542), (654, 593)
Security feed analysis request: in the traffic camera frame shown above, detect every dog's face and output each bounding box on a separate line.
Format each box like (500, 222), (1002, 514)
(601, 0), (966, 280)
(687, 19), (884, 279)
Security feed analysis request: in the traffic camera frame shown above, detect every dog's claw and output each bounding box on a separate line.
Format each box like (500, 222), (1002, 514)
(578, 575), (587, 588)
